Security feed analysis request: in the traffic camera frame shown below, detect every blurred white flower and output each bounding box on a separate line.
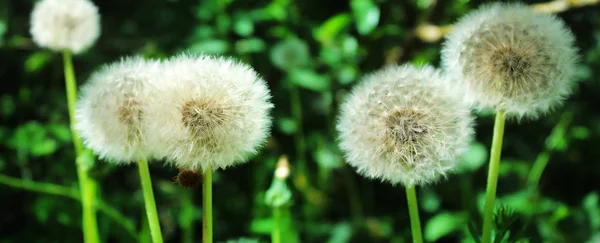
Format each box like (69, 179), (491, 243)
(146, 54), (273, 172)
(442, 2), (579, 119)
(76, 56), (160, 164)
(30, 0), (100, 54)
(337, 64), (474, 187)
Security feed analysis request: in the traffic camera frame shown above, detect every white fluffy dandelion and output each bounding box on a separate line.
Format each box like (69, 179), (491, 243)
(30, 0), (100, 54)
(146, 54), (273, 172)
(76, 56), (161, 163)
(442, 2), (578, 118)
(337, 65), (474, 187)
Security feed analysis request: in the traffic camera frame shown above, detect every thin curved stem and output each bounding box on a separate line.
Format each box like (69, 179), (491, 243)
(63, 50), (100, 243)
(527, 112), (572, 188)
(203, 170), (213, 243)
(0, 174), (138, 240)
(482, 111), (506, 243)
(137, 159), (164, 243)
(405, 186), (423, 243)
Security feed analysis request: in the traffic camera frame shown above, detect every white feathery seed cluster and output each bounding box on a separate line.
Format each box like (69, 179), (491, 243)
(337, 65), (474, 187)
(30, 0), (100, 54)
(442, 2), (578, 119)
(76, 57), (161, 164)
(145, 54), (273, 172)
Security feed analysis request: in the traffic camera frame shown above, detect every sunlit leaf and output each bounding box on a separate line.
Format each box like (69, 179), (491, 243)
(425, 212), (468, 241)
(458, 142), (488, 172)
(188, 39), (229, 54)
(314, 14), (351, 45)
(351, 0), (380, 35)
(270, 38), (310, 70)
(289, 69), (330, 91)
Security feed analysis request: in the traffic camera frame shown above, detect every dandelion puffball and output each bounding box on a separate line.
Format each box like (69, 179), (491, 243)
(442, 3), (578, 118)
(146, 54), (273, 172)
(336, 65), (474, 187)
(76, 57), (161, 163)
(30, 0), (100, 54)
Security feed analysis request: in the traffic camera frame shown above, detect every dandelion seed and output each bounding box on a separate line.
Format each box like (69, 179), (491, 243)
(336, 65), (474, 187)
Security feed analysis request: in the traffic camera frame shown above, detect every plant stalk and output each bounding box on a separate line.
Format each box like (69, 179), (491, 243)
(481, 111), (506, 243)
(63, 50), (100, 243)
(137, 159), (164, 243)
(272, 206), (282, 243)
(405, 186), (423, 243)
(203, 170), (213, 243)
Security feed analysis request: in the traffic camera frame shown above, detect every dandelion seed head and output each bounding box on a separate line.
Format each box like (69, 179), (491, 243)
(76, 56), (160, 163)
(146, 53), (273, 172)
(442, 3), (579, 118)
(336, 65), (474, 187)
(30, 0), (100, 54)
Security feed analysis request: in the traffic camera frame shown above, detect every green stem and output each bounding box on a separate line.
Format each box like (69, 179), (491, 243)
(203, 170), (213, 243)
(527, 112), (572, 188)
(272, 206), (282, 243)
(137, 159), (164, 243)
(482, 111), (506, 243)
(0, 174), (138, 240)
(405, 186), (423, 243)
(63, 50), (100, 243)
(289, 85), (307, 177)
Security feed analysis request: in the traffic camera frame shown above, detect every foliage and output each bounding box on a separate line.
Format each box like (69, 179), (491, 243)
(1, 0), (600, 242)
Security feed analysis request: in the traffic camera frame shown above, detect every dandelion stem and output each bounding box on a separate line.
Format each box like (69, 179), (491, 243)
(272, 206), (282, 243)
(137, 159), (164, 243)
(63, 49), (100, 243)
(482, 111), (506, 243)
(203, 170), (213, 243)
(405, 186), (423, 243)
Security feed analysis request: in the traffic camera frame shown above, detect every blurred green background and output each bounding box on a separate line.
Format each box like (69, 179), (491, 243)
(1, 0), (600, 242)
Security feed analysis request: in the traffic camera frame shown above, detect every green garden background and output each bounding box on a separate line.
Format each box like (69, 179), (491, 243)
(1, 0), (600, 242)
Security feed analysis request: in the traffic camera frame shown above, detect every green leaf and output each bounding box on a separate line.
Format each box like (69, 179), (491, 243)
(277, 117), (298, 135)
(424, 212), (468, 241)
(336, 65), (357, 85)
(235, 38), (266, 54)
(24, 52), (53, 74)
(0, 95), (15, 118)
(30, 138), (57, 157)
(327, 222), (352, 243)
(420, 190), (440, 213)
(47, 123), (72, 143)
(188, 39), (229, 54)
(270, 38), (310, 70)
(571, 126), (589, 140)
(458, 142), (488, 172)
(314, 14), (351, 45)
(289, 69), (330, 92)
(0, 20), (6, 46)
(314, 145), (342, 169)
(351, 0), (380, 35)
(249, 218), (273, 235)
(583, 192), (600, 229)
(234, 17), (254, 36)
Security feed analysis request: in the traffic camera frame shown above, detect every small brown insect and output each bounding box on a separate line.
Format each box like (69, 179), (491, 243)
(175, 169), (202, 188)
